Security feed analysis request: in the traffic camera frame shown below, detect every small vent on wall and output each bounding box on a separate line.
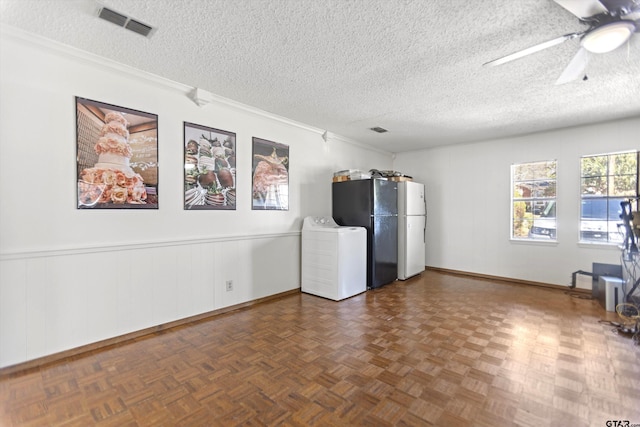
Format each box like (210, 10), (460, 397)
(97, 6), (155, 37)
(370, 127), (388, 133)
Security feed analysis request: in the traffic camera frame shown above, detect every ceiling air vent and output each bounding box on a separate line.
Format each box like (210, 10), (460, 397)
(125, 19), (153, 37)
(370, 127), (388, 133)
(97, 7), (127, 27)
(97, 6), (155, 37)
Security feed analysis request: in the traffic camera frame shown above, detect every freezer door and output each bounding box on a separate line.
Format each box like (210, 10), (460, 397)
(372, 179), (398, 216)
(332, 180), (372, 227)
(399, 181), (426, 216)
(398, 215), (426, 280)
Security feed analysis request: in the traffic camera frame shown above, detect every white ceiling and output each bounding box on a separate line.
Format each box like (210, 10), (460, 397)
(1, 0), (639, 153)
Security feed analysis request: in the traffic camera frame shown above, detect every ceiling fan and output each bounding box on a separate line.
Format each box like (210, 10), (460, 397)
(484, 0), (640, 84)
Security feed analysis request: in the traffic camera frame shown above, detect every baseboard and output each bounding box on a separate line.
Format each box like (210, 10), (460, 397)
(0, 289), (301, 378)
(0, 269), (588, 377)
(425, 266), (591, 294)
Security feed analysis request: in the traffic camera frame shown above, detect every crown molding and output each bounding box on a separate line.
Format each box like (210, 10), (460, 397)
(1, 25), (392, 156)
(1, 25), (328, 137)
(322, 131), (393, 156)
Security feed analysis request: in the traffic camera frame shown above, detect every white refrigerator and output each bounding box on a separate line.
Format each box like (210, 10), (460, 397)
(397, 181), (426, 280)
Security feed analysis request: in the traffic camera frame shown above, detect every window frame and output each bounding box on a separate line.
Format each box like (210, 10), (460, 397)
(511, 160), (558, 242)
(579, 150), (639, 245)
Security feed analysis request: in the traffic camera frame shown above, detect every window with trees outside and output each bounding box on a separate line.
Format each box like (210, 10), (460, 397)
(580, 151), (639, 244)
(512, 160), (557, 241)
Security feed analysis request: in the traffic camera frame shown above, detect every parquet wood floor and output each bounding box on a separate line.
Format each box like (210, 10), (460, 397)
(1, 270), (639, 426)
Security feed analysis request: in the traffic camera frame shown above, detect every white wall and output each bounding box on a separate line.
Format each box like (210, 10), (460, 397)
(0, 28), (392, 368)
(3, 26), (636, 370)
(394, 117), (639, 287)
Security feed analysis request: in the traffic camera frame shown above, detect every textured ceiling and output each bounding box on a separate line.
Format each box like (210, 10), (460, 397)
(1, 0), (639, 153)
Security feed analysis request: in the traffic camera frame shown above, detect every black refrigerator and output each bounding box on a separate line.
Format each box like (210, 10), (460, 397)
(332, 179), (398, 289)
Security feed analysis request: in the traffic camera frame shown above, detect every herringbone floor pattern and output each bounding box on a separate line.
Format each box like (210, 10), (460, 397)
(1, 270), (639, 426)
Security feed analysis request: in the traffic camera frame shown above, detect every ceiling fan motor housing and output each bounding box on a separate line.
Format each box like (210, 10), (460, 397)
(581, 20), (637, 53)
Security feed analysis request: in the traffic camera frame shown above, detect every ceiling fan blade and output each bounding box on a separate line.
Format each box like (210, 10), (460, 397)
(598, 0), (640, 14)
(624, 11), (640, 21)
(483, 32), (583, 66)
(555, 47), (589, 85)
(553, 0), (608, 18)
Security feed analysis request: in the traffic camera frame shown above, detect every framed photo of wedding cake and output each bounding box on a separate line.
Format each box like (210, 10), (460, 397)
(251, 138), (289, 210)
(183, 122), (236, 210)
(76, 97), (159, 209)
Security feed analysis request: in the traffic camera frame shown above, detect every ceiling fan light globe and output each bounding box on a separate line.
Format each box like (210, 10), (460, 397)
(581, 21), (636, 53)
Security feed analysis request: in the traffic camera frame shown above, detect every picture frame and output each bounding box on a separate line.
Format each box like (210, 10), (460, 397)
(76, 97), (158, 209)
(183, 122), (236, 210)
(251, 137), (289, 210)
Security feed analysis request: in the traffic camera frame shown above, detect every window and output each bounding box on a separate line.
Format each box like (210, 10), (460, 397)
(512, 160), (557, 240)
(580, 151), (639, 244)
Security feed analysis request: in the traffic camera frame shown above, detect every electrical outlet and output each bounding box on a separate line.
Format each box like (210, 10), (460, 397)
(226, 280), (233, 291)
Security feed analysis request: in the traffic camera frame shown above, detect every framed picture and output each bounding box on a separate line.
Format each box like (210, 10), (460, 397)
(251, 137), (289, 210)
(76, 97), (158, 209)
(183, 122), (236, 210)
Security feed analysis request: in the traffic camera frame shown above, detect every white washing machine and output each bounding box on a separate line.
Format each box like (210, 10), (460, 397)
(301, 216), (367, 301)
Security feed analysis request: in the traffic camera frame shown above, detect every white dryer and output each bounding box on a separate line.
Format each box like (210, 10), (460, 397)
(301, 217), (367, 301)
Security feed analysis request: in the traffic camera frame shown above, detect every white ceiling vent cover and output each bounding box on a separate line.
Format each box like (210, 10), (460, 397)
(96, 5), (155, 37)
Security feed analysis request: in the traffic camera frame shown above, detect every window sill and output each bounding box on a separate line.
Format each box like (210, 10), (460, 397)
(577, 241), (622, 250)
(510, 238), (558, 246)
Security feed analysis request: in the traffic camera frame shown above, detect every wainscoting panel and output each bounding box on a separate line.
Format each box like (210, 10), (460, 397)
(0, 259), (27, 367)
(0, 233), (301, 369)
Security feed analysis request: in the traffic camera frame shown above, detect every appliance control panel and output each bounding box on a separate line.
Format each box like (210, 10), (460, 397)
(303, 216), (340, 228)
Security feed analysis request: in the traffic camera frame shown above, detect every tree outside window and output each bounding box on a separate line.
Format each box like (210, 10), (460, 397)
(511, 160), (557, 240)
